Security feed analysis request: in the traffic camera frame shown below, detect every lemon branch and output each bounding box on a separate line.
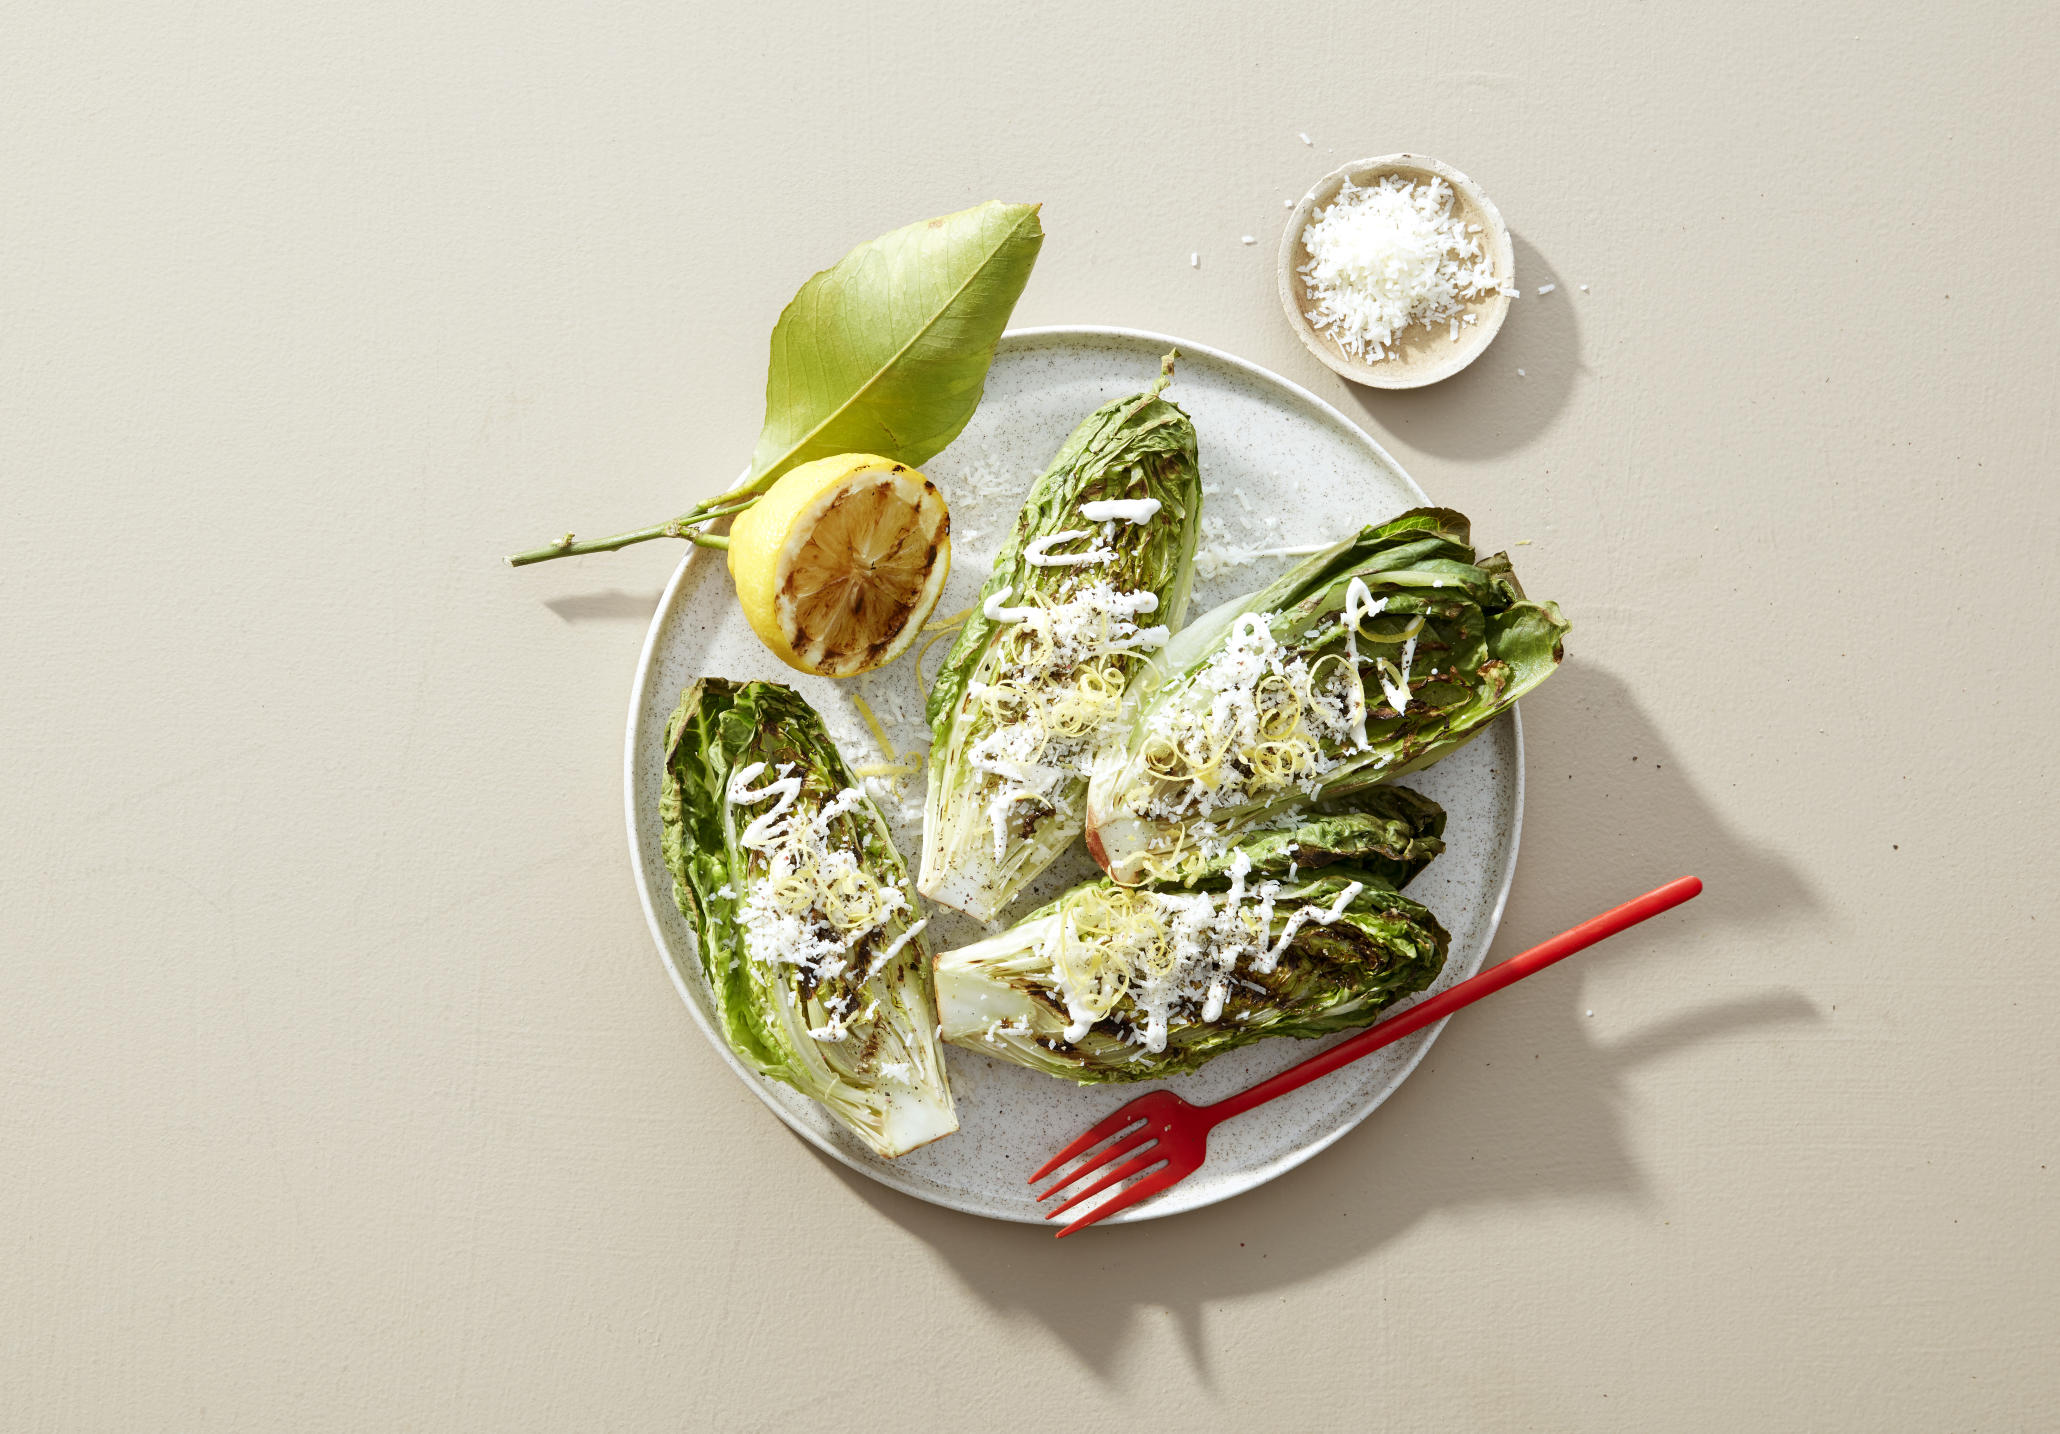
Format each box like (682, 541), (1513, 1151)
(506, 494), (751, 566)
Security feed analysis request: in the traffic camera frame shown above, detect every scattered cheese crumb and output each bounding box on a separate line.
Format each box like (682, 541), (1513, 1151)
(1299, 132), (1312, 145)
(1517, 368), (1526, 377)
(1536, 282), (1556, 294)
(1241, 235), (1255, 245)
(1191, 542), (1329, 579)
(1579, 284), (1589, 292)
(1190, 252), (1199, 268)
(1282, 198), (1294, 209)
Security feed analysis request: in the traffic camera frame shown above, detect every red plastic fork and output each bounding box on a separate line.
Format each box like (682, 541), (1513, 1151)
(1030, 874), (1704, 1236)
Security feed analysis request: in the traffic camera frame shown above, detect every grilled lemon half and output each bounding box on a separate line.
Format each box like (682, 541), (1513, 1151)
(728, 454), (952, 678)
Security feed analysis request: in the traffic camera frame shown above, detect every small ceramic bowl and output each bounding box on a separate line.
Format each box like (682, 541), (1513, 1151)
(1277, 153), (1514, 389)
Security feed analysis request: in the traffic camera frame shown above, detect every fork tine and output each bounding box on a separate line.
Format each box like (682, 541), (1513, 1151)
(1027, 1101), (1150, 1184)
(1032, 1128), (1157, 1201)
(1040, 1147), (1166, 1222)
(1053, 1163), (1184, 1238)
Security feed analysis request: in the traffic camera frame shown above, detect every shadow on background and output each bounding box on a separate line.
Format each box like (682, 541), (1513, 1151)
(1344, 234), (1584, 460)
(542, 589), (664, 624)
(818, 658), (1818, 1381)
(1513, 660), (1819, 951)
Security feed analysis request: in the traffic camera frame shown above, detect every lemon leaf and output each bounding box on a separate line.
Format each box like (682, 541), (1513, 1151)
(745, 200), (1043, 495)
(508, 201), (1039, 568)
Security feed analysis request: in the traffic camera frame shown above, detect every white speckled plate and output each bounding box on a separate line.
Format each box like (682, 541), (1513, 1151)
(626, 326), (1522, 1225)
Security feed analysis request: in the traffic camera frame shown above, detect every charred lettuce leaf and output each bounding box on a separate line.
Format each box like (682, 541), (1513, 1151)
(1170, 786), (1446, 890)
(662, 678), (955, 1157)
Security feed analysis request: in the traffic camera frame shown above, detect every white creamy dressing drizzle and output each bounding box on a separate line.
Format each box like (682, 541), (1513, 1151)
(728, 762), (803, 850)
(1079, 498), (1162, 524)
(1338, 577), (1385, 744)
(1253, 881), (1362, 974)
(1198, 849), (1254, 1023)
(725, 762), (911, 1043)
(1057, 912), (1102, 1044)
(1382, 634), (1419, 715)
(981, 586), (1039, 623)
(1046, 854), (1371, 1054)
(858, 917), (927, 985)
(1023, 530), (1111, 567)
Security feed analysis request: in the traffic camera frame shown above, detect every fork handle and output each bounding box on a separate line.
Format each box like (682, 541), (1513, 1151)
(1202, 875), (1704, 1126)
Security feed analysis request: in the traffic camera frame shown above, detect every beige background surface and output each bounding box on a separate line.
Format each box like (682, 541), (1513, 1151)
(4, 3), (2055, 1430)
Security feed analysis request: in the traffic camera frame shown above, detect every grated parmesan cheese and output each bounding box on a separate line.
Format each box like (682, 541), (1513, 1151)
(963, 577), (1167, 861)
(1131, 611), (1367, 832)
(1296, 175), (1499, 362)
(726, 764), (910, 1043)
(1192, 541), (1330, 580)
(1040, 863), (1371, 1054)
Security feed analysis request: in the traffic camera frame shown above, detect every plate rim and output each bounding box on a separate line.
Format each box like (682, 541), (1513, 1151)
(623, 323), (1524, 1225)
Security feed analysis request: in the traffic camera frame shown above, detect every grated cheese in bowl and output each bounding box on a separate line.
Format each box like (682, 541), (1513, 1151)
(1296, 174), (1500, 362)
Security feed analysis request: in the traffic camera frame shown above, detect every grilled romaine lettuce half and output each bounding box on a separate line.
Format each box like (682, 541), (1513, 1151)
(1086, 508), (1567, 884)
(661, 677), (955, 1157)
(918, 351), (1204, 920)
(934, 792), (1450, 1083)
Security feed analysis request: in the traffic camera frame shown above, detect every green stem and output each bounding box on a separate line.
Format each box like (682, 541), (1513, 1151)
(506, 494), (753, 567)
